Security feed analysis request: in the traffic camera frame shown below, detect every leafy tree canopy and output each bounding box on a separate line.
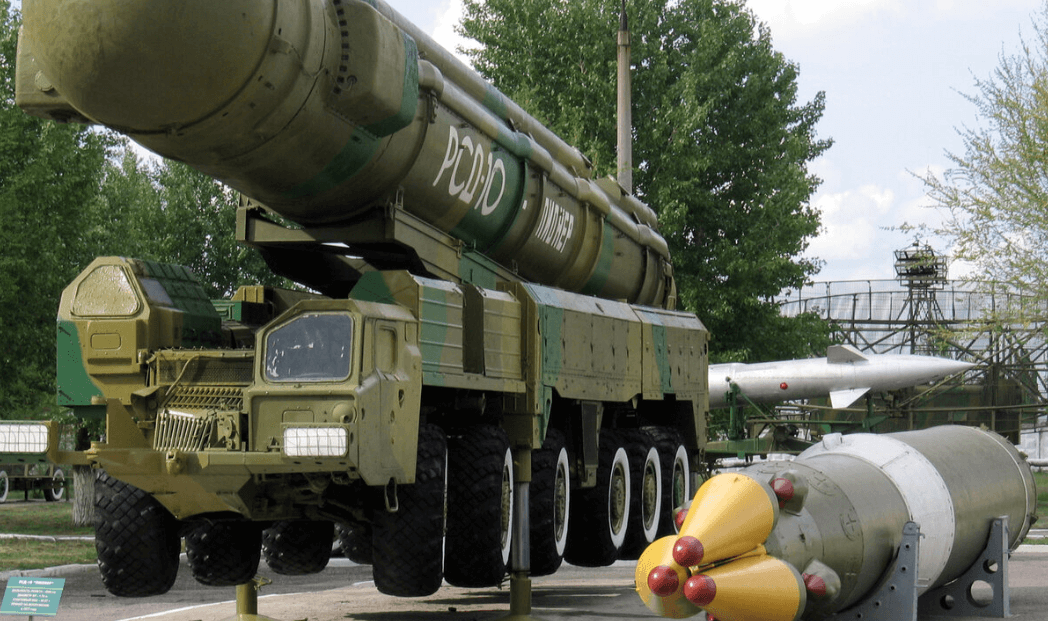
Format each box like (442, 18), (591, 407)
(921, 3), (1048, 321)
(460, 0), (832, 361)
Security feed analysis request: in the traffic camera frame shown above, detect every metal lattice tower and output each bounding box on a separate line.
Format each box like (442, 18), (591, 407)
(777, 246), (1048, 445)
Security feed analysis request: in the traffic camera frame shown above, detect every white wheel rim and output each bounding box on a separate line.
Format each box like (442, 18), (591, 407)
(607, 447), (630, 548)
(0, 471), (8, 503)
(500, 446), (514, 565)
(553, 446), (570, 556)
(640, 446), (662, 543)
(672, 444), (690, 533)
(51, 469), (65, 501)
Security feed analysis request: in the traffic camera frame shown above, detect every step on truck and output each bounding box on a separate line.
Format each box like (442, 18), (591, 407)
(4, 0), (710, 596)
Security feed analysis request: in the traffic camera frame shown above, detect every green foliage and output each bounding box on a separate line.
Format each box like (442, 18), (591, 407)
(460, 0), (832, 362)
(0, 1), (111, 416)
(921, 3), (1048, 319)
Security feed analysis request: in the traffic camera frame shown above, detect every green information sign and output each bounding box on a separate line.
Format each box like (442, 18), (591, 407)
(1, 577), (65, 617)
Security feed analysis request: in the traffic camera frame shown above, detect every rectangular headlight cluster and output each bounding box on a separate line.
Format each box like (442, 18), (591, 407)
(0, 423), (50, 454)
(283, 427), (348, 458)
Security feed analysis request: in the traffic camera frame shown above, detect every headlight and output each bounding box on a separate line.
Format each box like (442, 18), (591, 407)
(283, 427), (348, 458)
(0, 423), (50, 453)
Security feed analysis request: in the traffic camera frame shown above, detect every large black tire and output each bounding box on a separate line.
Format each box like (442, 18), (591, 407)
(335, 521), (373, 565)
(372, 424), (447, 597)
(43, 468), (65, 502)
(643, 426), (691, 537)
(445, 425), (514, 588)
(185, 519), (262, 586)
(530, 428), (570, 576)
(619, 429), (662, 560)
(564, 429), (630, 567)
(94, 471), (181, 597)
(0, 471), (8, 504)
(262, 520), (333, 575)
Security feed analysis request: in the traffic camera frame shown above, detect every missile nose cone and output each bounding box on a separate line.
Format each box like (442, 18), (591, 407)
(688, 556), (806, 621)
(636, 536), (703, 618)
(648, 565), (682, 597)
(676, 473), (778, 566)
(24, 0), (274, 131)
(673, 536), (705, 567)
(683, 574), (716, 607)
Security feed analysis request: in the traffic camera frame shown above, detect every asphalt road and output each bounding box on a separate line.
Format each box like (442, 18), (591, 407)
(3, 546), (1048, 621)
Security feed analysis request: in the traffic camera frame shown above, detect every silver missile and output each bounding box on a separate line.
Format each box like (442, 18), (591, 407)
(708, 344), (974, 409)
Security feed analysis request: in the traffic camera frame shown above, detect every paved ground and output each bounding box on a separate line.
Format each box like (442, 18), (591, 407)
(3, 546), (1047, 621)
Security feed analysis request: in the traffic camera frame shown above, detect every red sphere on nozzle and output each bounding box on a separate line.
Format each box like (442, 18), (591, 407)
(683, 574), (717, 607)
(803, 572), (828, 598)
(772, 477), (795, 507)
(647, 565), (681, 597)
(673, 535), (704, 567)
(674, 507), (688, 531)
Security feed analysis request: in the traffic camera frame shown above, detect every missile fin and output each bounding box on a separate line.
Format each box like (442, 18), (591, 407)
(830, 387), (869, 408)
(827, 344), (866, 364)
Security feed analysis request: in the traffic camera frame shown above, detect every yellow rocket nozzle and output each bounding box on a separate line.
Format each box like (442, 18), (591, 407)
(675, 473), (777, 568)
(636, 536), (704, 619)
(683, 555), (806, 621)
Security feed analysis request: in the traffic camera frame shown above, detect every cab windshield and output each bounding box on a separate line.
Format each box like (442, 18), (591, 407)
(264, 313), (353, 382)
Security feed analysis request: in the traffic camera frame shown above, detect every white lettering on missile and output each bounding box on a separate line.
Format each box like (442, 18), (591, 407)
(534, 197), (574, 253)
(477, 156), (506, 216)
(433, 125), (508, 217)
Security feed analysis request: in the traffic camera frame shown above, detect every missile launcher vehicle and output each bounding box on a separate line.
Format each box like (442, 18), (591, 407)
(7, 0), (708, 598)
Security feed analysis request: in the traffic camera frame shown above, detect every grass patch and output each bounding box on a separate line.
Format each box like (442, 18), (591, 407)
(0, 502), (93, 537)
(1034, 471), (1048, 526)
(0, 501), (97, 571)
(0, 539), (96, 571)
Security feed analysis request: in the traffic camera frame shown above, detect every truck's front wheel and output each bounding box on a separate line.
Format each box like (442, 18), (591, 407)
(372, 424), (447, 597)
(94, 471), (181, 597)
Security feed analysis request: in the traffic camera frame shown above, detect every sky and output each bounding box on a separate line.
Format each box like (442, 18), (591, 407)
(384, 0), (1044, 285)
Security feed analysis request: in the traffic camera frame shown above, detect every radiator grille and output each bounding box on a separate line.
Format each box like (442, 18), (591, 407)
(154, 410), (214, 452)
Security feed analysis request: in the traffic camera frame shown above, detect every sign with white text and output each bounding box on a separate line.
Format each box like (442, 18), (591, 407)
(1, 577), (65, 617)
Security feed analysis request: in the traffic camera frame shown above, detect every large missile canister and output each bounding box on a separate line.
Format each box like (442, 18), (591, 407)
(17, 0), (673, 307)
(636, 426), (1038, 621)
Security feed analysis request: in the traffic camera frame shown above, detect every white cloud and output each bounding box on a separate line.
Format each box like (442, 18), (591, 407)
(806, 184), (896, 263)
(431, 0), (473, 61)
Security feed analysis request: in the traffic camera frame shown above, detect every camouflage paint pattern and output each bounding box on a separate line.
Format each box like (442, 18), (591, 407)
(19, 0), (673, 308)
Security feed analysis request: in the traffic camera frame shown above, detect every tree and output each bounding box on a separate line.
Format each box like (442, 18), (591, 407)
(0, 0), (114, 417)
(460, 0), (832, 361)
(921, 3), (1048, 316)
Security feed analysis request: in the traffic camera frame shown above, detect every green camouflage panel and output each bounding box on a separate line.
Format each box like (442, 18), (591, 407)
(522, 284), (706, 401)
(349, 271), (525, 392)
